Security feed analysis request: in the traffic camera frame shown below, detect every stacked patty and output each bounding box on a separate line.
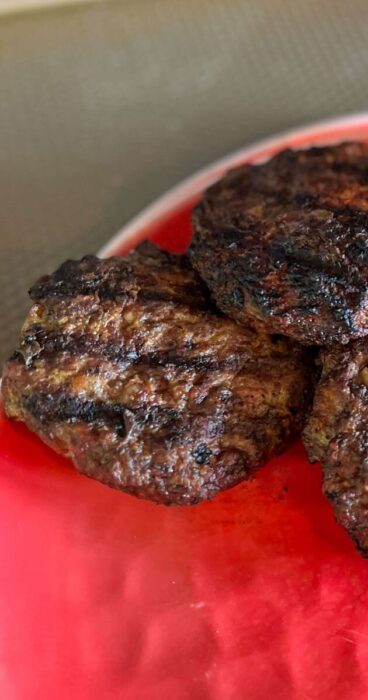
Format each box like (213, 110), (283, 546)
(190, 142), (368, 555)
(190, 142), (368, 346)
(2, 242), (312, 505)
(303, 341), (368, 555)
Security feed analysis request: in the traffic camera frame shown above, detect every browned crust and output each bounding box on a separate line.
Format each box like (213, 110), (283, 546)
(2, 243), (313, 505)
(303, 339), (368, 555)
(190, 142), (368, 346)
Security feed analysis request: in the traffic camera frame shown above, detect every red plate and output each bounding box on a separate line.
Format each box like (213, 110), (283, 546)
(2, 115), (368, 700)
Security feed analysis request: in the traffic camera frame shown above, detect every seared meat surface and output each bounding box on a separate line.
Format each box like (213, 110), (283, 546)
(2, 243), (312, 505)
(304, 340), (368, 555)
(190, 142), (368, 346)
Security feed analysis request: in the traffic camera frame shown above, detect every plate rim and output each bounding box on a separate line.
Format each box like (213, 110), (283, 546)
(98, 111), (368, 258)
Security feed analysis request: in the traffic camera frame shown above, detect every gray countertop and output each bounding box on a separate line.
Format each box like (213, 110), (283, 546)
(1, 0), (368, 364)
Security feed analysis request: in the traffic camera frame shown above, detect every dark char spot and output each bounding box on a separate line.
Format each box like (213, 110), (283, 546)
(192, 443), (213, 465)
(232, 287), (244, 307)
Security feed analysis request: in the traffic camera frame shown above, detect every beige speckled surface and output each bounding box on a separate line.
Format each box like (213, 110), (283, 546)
(1, 0), (368, 365)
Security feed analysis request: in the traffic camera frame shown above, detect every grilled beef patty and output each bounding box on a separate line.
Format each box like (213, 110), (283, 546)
(2, 243), (312, 505)
(190, 142), (368, 346)
(304, 340), (368, 555)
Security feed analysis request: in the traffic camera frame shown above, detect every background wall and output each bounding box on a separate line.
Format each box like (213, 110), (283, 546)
(1, 0), (368, 363)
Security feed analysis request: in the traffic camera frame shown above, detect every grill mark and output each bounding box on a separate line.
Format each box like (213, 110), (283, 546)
(292, 192), (368, 225)
(22, 391), (230, 448)
(19, 329), (243, 372)
(205, 185), (368, 274)
(30, 284), (209, 317)
(264, 191), (368, 282)
(29, 255), (208, 311)
(22, 390), (277, 453)
(30, 276), (204, 305)
(29, 256), (105, 299)
(261, 185), (368, 228)
(268, 239), (344, 279)
(23, 391), (180, 431)
(268, 145), (368, 180)
(272, 247), (367, 291)
(137, 289), (202, 305)
(242, 175), (368, 223)
(329, 159), (368, 180)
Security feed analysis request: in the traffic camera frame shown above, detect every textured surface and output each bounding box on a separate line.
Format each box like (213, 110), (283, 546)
(190, 142), (368, 345)
(2, 243), (312, 504)
(2, 0), (368, 362)
(304, 339), (368, 555)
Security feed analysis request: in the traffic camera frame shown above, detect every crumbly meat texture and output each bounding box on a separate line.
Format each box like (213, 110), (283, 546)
(2, 243), (312, 505)
(190, 142), (368, 346)
(303, 340), (368, 555)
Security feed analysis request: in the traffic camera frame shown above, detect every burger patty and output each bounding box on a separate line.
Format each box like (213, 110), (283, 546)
(303, 340), (368, 555)
(190, 142), (368, 346)
(2, 243), (312, 506)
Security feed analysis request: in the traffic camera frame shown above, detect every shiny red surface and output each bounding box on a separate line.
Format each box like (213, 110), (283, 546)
(2, 120), (368, 700)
